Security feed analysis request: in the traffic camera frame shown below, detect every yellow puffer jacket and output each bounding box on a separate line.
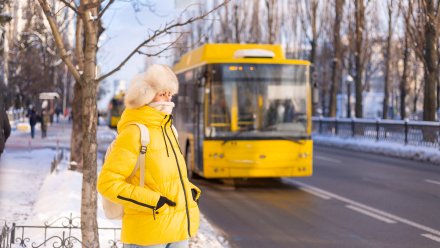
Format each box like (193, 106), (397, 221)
(97, 105), (201, 246)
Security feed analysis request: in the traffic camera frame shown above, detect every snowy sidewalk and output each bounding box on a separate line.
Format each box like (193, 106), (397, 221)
(0, 121), (229, 247)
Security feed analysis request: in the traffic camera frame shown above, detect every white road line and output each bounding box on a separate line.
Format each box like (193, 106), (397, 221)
(422, 234), (440, 243)
(301, 188), (332, 200)
(286, 179), (440, 237)
(346, 205), (396, 224)
(425, 179), (440, 186)
(315, 155), (342, 164)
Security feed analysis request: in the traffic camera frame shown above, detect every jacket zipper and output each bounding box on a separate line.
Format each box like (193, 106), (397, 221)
(163, 115), (191, 237)
(161, 116), (169, 157)
(117, 195), (157, 220)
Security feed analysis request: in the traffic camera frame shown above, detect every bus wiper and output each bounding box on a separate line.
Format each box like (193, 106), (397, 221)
(221, 130), (247, 145)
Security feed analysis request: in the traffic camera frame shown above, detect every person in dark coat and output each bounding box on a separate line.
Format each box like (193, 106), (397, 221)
(27, 107), (38, 139)
(0, 106), (11, 159)
(41, 109), (49, 138)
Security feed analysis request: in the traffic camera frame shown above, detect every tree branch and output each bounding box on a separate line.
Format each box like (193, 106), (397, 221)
(96, 0), (230, 82)
(58, 0), (79, 14)
(98, 0), (115, 19)
(137, 33), (184, 57)
(37, 0), (82, 82)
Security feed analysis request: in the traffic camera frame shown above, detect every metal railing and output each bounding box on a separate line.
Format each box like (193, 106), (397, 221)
(312, 117), (440, 147)
(0, 214), (121, 248)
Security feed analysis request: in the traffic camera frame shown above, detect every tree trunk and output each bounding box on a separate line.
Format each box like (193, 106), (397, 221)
(80, 79), (99, 248)
(70, 81), (83, 170)
(250, 0), (260, 43)
(354, 0), (364, 118)
(383, 0), (393, 119)
(423, 0), (437, 121)
(329, 0), (343, 117)
(233, 4), (240, 43)
(400, 33), (409, 120)
(80, 4), (100, 247)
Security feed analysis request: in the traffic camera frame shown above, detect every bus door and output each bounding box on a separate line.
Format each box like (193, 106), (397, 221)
(194, 69), (207, 173)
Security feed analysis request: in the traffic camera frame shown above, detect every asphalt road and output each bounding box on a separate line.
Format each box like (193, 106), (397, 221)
(195, 145), (440, 248)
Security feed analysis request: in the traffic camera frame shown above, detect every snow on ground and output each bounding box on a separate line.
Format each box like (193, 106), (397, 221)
(313, 135), (440, 165)
(0, 148), (56, 223)
(1, 120), (229, 247)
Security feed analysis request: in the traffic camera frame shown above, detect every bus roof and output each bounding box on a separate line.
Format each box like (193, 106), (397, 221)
(173, 43), (310, 74)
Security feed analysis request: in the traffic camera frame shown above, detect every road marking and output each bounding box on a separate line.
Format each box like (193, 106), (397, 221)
(315, 155), (341, 164)
(425, 179), (440, 186)
(301, 188), (332, 200)
(346, 205), (396, 224)
(422, 234), (440, 243)
(286, 179), (440, 237)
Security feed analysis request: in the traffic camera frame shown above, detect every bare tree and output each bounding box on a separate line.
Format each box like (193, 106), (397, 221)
(249, 0), (261, 43)
(383, 0), (394, 119)
(421, 0), (438, 121)
(354, 0), (365, 118)
(329, 0), (344, 117)
(398, 0), (411, 119)
(298, 0), (328, 115)
(265, 0), (280, 44)
(6, 2), (69, 110)
(403, 0), (439, 121)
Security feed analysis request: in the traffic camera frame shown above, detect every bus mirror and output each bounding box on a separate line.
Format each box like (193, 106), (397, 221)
(197, 87), (204, 104)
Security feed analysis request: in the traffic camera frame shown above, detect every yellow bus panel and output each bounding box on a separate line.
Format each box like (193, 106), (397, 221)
(174, 43), (310, 74)
(202, 140), (313, 178)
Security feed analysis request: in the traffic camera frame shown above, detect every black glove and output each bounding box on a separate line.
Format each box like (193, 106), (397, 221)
(156, 196), (176, 209)
(191, 188), (199, 204)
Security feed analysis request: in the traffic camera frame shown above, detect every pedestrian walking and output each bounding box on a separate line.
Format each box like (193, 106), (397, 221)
(41, 109), (49, 138)
(0, 105), (11, 159)
(97, 64), (201, 248)
(55, 105), (62, 123)
(27, 107), (38, 139)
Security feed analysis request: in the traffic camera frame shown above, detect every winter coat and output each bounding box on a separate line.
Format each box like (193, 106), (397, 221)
(97, 105), (201, 246)
(28, 109), (37, 126)
(0, 108), (11, 153)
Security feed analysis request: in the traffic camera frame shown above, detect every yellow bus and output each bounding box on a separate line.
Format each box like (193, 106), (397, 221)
(173, 44), (313, 179)
(108, 92), (125, 129)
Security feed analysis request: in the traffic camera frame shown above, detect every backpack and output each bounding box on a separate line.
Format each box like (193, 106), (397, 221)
(101, 123), (150, 219)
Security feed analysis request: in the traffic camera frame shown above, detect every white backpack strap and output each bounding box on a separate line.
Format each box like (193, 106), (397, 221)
(127, 123), (150, 187)
(134, 123), (149, 187)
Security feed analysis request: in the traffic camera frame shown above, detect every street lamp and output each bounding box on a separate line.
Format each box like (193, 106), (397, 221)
(346, 75), (353, 118)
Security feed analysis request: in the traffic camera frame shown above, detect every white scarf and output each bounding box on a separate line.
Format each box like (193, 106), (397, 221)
(148, 101), (175, 114)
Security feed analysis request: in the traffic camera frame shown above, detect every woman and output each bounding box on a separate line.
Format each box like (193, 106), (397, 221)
(97, 64), (201, 248)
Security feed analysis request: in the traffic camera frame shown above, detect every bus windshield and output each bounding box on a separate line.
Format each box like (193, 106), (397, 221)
(207, 64), (308, 138)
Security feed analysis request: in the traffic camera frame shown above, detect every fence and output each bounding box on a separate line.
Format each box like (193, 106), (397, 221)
(0, 214), (121, 248)
(312, 117), (440, 148)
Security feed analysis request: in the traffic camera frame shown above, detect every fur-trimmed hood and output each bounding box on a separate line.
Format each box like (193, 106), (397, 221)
(124, 64), (178, 109)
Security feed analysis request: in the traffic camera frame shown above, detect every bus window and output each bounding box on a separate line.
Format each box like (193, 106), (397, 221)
(208, 84), (231, 135)
(207, 64), (308, 138)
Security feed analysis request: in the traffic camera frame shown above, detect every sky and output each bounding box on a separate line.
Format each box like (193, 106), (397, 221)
(99, 0), (177, 84)
(96, 0), (198, 109)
